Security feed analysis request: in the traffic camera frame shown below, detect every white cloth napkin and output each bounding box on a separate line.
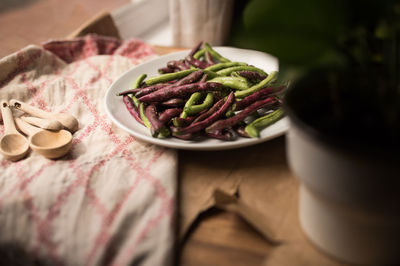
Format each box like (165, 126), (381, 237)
(0, 35), (176, 266)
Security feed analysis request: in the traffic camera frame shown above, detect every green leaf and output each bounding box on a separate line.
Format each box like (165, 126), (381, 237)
(232, 0), (347, 65)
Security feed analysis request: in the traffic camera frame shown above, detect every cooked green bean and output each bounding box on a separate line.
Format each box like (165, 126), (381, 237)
(245, 108), (284, 137)
(234, 71), (278, 98)
(231, 71), (241, 77)
(180, 92), (202, 118)
(130, 74), (147, 108)
(224, 105), (236, 117)
(139, 102), (152, 131)
(216, 65), (268, 76)
(201, 69), (221, 79)
(131, 95), (140, 108)
(205, 62), (247, 72)
(204, 42), (230, 63)
(184, 92), (214, 115)
(193, 49), (205, 59)
(157, 127), (171, 138)
(208, 76), (250, 90)
(145, 69), (197, 85)
(132, 73), (147, 89)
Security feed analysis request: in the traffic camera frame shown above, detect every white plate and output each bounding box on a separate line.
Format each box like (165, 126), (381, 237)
(104, 47), (288, 150)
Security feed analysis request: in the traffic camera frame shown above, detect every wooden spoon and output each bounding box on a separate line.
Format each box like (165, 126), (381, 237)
(21, 116), (63, 131)
(10, 99), (79, 133)
(15, 118), (72, 159)
(0, 101), (30, 161)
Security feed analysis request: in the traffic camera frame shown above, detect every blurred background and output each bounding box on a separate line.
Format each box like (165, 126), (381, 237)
(0, 0), (249, 58)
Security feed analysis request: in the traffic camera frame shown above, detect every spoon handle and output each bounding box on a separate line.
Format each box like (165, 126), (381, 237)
(10, 99), (78, 133)
(0, 100), (19, 134)
(9, 99), (51, 119)
(15, 118), (42, 136)
(21, 116), (63, 131)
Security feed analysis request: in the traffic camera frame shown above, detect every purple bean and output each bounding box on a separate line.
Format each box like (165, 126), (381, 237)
(135, 71), (203, 100)
(172, 131), (196, 140)
(191, 97), (224, 124)
(212, 91), (224, 101)
(161, 98), (185, 107)
(123, 96), (143, 125)
(199, 74), (208, 83)
(118, 83), (166, 97)
(158, 66), (175, 74)
(175, 70), (203, 86)
(138, 82), (223, 103)
(145, 104), (164, 135)
(235, 126), (250, 138)
(189, 41), (203, 57)
(234, 86), (285, 110)
(167, 60), (189, 71)
(205, 97), (277, 133)
(175, 92), (235, 135)
(205, 50), (215, 65)
(159, 108), (182, 124)
(183, 60), (191, 69)
(236, 70), (267, 81)
(205, 128), (236, 141)
(185, 55), (210, 69)
(172, 116), (196, 127)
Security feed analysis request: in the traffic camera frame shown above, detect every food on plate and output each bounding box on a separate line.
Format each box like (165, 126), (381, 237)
(118, 42), (286, 141)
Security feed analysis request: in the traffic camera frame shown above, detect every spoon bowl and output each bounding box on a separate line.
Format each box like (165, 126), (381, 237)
(0, 101), (29, 161)
(0, 133), (30, 161)
(15, 118), (72, 159)
(53, 113), (79, 133)
(30, 129), (72, 159)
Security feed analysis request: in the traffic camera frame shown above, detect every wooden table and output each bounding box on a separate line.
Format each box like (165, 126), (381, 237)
(0, 1), (292, 265)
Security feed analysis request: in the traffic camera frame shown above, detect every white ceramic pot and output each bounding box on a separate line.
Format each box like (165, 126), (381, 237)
(286, 117), (400, 265)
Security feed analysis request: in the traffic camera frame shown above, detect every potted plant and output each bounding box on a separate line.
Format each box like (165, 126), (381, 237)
(230, 0), (400, 264)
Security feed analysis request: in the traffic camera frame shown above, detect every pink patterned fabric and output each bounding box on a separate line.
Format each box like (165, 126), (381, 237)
(0, 35), (176, 266)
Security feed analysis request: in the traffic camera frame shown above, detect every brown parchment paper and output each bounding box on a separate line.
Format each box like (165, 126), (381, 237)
(178, 147), (243, 238)
(179, 136), (346, 265)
